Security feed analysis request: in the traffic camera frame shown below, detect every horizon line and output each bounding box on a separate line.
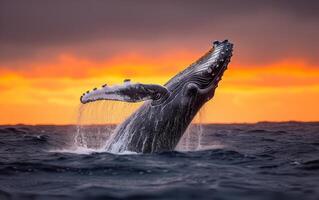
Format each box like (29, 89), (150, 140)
(1, 120), (318, 127)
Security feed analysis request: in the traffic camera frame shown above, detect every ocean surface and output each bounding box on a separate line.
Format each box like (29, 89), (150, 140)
(0, 122), (319, 200)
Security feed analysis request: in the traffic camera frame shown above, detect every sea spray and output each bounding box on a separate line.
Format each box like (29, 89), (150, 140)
(74, 101), (140, 151)
(196, 106), (205, 150)
(74, 99), (209, 153)
(176, 106), (206, 151)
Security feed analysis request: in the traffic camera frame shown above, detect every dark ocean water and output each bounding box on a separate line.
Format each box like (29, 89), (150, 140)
(0, 122), (319, 200)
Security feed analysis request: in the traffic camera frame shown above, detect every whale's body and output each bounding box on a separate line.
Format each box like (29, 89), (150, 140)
(81, 40), (233, 153)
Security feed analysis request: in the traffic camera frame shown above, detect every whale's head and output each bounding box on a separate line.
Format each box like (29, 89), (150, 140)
(164, 40), (233, 110)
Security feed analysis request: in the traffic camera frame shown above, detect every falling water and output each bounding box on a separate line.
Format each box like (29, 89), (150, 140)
(73, 98), (209, 153)
(176, 106), (206, 151)
(74, 101), (140, 151)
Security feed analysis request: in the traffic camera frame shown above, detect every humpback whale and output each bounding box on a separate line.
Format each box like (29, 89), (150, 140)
(80, 40), (233, 153)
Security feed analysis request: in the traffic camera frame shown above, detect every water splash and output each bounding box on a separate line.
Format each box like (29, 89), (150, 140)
(104, 111), (139, 153)
(176, 106), (206, 151)
(71, 99), (217, 154)
(73, 101), (140, 152)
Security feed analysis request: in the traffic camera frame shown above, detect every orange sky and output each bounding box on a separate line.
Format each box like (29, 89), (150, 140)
(1, 1), (318, 124)
(0, 51), (318, 125)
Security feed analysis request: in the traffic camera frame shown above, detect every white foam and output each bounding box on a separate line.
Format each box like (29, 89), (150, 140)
(49, 147), (139, 155)
(49, 147), (106, 155)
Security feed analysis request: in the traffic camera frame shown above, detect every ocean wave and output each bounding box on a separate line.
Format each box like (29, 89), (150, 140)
(0, 123), (319, 200)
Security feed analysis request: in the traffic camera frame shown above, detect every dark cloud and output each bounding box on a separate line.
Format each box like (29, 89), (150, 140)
(0, 0), (318, 66)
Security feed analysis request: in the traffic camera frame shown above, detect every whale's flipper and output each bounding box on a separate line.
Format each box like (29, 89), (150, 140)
(80, 81), (169, 104)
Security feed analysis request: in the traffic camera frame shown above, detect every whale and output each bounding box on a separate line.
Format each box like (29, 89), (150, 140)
(80, 40), (233, 153)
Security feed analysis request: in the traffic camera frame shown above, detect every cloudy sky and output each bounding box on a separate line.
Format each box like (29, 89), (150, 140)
(0, 0), (318, 124)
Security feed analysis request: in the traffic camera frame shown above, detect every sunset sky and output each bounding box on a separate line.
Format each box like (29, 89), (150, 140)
(0, 0), (318, 124)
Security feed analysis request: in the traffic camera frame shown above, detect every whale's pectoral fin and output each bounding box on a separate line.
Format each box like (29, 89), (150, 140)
(80, 81), (169, 104)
